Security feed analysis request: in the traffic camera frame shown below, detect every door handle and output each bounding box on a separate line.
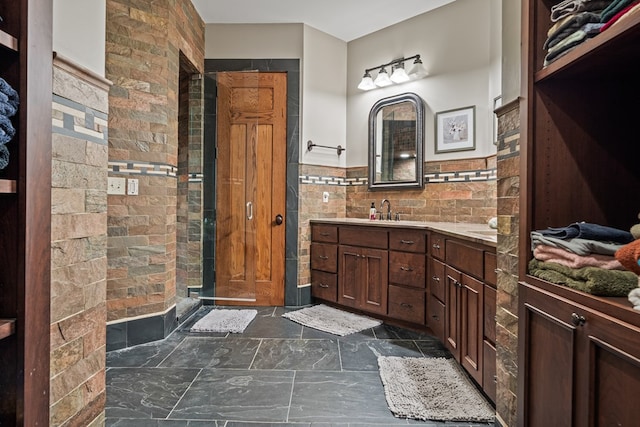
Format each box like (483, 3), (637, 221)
(275, 214), (283, 225)
(246, 202), (253, 220)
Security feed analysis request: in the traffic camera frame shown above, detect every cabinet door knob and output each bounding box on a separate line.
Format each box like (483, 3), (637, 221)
(432, 243), (440, 249)
(432, 275), (440, 282)
(571, 312), (586, 327)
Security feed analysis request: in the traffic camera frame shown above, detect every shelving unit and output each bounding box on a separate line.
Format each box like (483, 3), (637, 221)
(518, 1), (640, 425)
(0, 0), (52, 425)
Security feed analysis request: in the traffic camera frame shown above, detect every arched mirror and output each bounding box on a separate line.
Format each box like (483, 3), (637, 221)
(368, 92), (424, 190)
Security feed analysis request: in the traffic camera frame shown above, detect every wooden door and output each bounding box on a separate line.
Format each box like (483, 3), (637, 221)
(360, 247), (388, 315)
(460, 273), (483, 385)
(215, 72), (286, 306)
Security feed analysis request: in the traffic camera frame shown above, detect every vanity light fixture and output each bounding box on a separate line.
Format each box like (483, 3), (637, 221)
(358, 54), (428, 91)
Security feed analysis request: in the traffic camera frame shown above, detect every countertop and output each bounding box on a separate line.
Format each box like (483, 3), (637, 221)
(310, 218), (497, 247)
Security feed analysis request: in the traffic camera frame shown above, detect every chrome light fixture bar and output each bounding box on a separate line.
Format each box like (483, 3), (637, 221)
(358, 54), (428, 91)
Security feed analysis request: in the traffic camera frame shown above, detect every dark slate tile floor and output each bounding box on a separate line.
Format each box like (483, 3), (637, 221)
(106, 306), (495, 426)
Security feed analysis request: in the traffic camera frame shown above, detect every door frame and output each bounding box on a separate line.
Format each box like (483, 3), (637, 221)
(203, 59), (304, 306)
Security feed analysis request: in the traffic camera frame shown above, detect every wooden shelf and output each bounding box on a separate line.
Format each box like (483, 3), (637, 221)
(0, 29), (18, 51)
(0, 319), (16, 340)
(0, 179), (17, 193)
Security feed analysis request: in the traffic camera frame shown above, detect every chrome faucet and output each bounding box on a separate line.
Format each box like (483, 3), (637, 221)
(380, 199), (391, 221)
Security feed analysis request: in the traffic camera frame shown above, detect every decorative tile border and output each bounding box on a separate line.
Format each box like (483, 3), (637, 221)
(299, 168), (497, 186)
(188, 173), (204, 183)
(108, 161), (177, 177)
(52, 94), (108, 145)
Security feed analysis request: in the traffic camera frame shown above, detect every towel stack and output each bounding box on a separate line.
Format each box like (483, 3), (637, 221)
(0, 77), (19, 170)
(543, 0), (614, 66)
(614, 214), (640, 310)
(529, 222), (638, 296)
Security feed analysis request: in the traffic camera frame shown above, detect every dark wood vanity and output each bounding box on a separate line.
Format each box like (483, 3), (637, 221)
(310, 219), (497, 402)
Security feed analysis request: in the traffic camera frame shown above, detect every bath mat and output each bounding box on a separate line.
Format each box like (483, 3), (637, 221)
(282, 304), (381, 336)
(377, 356), (495, 422)
(190, 308), (257, 333)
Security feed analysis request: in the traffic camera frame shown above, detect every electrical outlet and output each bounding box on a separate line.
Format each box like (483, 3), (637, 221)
(127, 178), (139, 195)
(322, 191), (329, 203)
(107, 177), (126, 195)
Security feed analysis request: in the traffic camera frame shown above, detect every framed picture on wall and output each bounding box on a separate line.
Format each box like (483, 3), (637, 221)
(435, 105), (475, 153)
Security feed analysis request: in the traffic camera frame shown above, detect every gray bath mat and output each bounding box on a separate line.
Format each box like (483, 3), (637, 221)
(190, 308), (257, 333)
(282, 304), (382, 336)
(378, 356), (495, 422)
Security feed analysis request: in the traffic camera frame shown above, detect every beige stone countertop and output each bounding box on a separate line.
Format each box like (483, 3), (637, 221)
(310, 218), (497, 247)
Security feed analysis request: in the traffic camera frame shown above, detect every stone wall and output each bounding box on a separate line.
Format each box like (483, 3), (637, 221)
(495, 99), (521, 427)
(105, 0), (204, 334)
(50, 54), (110, 427)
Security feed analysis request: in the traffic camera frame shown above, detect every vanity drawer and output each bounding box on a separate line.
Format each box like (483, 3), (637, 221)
(446, 239), (484, 280)
(339, 226), (388, 249)
(389, 251), (425, 288)
(429, 256), (446, 303)
(311, 243), (337, 273)
(388, 285), (425, 325)
(484, 251), (497, 287)
(430, 233), (446, 260)
(312, 224), (338, 243)
(311, 270), (337, 302)
(389, 230), (426, 253)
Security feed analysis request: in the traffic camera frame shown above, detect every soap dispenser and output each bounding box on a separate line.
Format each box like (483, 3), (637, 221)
(369, 202), (376, 220)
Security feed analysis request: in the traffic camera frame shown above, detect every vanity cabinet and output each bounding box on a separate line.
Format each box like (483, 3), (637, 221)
(518, 0), (640, 424)
(338, 226), (388, 315)
(428, 232), (496, 400)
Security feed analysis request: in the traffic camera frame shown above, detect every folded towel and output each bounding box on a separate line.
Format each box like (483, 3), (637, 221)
(0, 143), (9, 170)
(0, 77), (19, 110)
(600, 0), (640, 30)
(0, 92), (17, 117)
(544, 13), (603, 50)
(537, 222), (634, 244)
(0, 114), (16, 145)
(528, 258), (638, 296)
(531, 231), (624, 256)
(600, 0), (637, 21)
(629, 286), (640, 310)
(534, 244), (624, 270)
(551, 0), (614, 22)
(615, 239), (640, 274)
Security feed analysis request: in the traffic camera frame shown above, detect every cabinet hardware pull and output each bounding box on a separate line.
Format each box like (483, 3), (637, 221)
(433, 243), (440, 249)
(320, 232), (330, 236)
(432, 315), (439, 320)
(400, 266), (414, 271)
(494, 268), (500, 274)
(571, 312), (586, 327)
(400, 240), (415, 244)
(400, 303), (413, 308)
(319, 283), (329, 288)
(432, 275), (440, 282)
(493, 375), (497, 383)
(319, 255), (328, 260)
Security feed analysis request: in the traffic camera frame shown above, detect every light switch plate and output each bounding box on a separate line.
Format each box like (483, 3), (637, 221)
(127, 178), (139, 195)
(107, 177), (126, 195)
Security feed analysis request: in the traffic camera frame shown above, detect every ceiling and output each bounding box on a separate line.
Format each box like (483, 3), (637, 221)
(191, 0), (456, 42)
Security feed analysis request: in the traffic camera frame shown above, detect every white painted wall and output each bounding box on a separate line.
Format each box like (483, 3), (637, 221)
(204, 23), (303, 58)
(301, 26), (347, 168)
(346, 0), (501, 167)
(53, 0), (106, 76)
